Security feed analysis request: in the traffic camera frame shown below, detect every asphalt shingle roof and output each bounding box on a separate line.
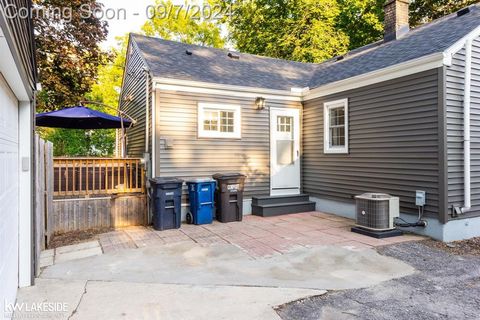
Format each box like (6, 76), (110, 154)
(133, 35), (314, 91)
(132, 4), (480, 91)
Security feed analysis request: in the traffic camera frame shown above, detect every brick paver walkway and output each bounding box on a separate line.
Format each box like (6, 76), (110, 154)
(98, 212), (424, 258)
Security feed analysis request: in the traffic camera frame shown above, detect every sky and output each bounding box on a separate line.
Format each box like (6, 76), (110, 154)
(99, 0), (156, 48)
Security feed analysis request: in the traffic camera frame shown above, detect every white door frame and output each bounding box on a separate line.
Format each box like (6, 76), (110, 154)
(270, 107), (301, 196)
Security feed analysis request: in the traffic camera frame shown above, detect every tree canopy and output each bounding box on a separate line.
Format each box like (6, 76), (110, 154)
(43, 36), (129, 157)
(142, 0), (225, 48)
(225, 0), (349, 63)
(34, 0), (111, 112)
(337, 0), (384, 50)
(223, 0), (385, 63)
(409, 0), (478, 27)
(223, 0), (474, 62)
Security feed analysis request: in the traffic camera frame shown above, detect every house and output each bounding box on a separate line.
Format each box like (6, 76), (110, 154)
(0, 0), (37, 316)
(119, 1), (480, 242)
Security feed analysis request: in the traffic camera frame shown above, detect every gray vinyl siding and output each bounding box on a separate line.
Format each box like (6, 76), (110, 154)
(154, 90), (302, 199)
(302, 69), (441, 218)
(120, 39), (152, 158)
(445, 35), (480, 219)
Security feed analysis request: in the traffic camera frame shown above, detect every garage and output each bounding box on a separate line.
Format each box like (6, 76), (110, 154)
(0, 75), (20, 313)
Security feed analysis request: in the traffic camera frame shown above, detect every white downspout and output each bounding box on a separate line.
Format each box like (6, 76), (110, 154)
(462, 38), (473, 213)
(145, 68), (150, 154)
(151, 83), (156, 178)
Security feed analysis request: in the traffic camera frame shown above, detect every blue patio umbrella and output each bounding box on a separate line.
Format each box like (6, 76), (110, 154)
(36, 106), (133, 129)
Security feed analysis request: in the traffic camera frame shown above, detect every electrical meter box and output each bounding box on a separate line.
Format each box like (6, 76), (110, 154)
(415, 190), (426, 207)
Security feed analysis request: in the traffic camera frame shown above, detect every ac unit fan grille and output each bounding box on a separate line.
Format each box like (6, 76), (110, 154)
(356, 198), (390, 230)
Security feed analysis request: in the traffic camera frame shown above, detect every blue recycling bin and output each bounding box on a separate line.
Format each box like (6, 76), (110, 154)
(149, 177), (183, 231)
(186, 178), (216, 225)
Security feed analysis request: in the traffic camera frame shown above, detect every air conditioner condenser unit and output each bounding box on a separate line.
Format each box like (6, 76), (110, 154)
(354, 193), (400, 231)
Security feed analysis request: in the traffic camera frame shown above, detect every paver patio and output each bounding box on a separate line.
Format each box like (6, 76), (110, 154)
(20, 211), (426, 320)
(98, 212), (423, 258)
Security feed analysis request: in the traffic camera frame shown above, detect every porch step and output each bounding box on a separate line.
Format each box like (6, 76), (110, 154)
(251, 195), (316, 217)
(252, 194), (310, 206)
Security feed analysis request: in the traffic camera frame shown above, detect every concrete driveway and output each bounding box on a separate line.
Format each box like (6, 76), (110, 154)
(16, 212), (423, 320)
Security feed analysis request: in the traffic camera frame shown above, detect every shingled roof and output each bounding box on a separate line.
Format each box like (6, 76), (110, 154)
(132, 4), (480, 92)
(132, 34), (313, 91)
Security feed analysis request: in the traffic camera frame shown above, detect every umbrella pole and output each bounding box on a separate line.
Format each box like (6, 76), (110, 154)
(78, 100), (135, 158)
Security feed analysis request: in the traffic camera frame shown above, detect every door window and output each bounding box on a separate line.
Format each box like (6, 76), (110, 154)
(276, 116), (294, 165)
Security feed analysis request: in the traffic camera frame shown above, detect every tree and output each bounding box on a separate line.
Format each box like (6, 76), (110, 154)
(225, 0), (349, 63)
(44, 36), (129, 157)
(34, 0), (111, 111)
(337, 0), (384, 50)
(409, 0), (478, 27)
(44, 127), (115, 157)
(142, 0), (225, 48)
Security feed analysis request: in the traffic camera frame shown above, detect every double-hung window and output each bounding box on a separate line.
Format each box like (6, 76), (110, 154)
(198, 103), (241, 139)
(324, 99), (348, 154)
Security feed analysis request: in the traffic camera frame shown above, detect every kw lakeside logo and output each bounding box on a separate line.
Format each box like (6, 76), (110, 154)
(4, 300), (69, 318)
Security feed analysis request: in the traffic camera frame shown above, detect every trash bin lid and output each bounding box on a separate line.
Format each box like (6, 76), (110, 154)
(149, 177), (184, 185)
(213, 173), (246, 180)
(186, 177), (216, 183)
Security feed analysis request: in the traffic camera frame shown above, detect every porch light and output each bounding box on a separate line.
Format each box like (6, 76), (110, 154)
(255, 97), (266, 110)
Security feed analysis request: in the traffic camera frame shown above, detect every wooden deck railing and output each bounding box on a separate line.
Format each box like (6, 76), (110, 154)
(53, 158), (145, 197)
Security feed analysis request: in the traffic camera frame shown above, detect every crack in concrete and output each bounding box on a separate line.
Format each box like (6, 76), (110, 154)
(68, 280), (88, 320)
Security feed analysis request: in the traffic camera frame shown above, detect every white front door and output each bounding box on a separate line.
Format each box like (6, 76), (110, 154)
(270, 108), (300, 196)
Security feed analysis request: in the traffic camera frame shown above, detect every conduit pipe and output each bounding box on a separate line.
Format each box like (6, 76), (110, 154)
(462, 38), (473, 213)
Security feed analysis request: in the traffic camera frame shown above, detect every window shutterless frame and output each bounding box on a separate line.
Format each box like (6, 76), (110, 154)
(197, 103), (242, 139)
(324, 98), (349, 154)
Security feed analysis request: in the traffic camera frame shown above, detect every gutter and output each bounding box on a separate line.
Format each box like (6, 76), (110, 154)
(461, 38), (473, 214)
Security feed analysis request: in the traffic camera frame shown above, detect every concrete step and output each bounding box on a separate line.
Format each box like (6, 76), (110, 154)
(252, 201), (316, 217)
(252, 194), (310, 206)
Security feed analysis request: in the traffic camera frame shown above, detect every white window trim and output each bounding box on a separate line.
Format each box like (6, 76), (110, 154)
(198, 103), (242, 139)
(324, 98), (349, 154)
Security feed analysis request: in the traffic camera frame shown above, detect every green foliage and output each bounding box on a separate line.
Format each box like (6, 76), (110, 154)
(224, 0), (474, 61)
(33, 0), (111, 112)
(41, 36), (129, 157)
(46, 128), (115, 157)
(88, 36), (129, 109)
(142, 0), (225, 47)
(409, 0), (478, 27)
(226, 0), (350, 63)
(337, 0), (384, 50)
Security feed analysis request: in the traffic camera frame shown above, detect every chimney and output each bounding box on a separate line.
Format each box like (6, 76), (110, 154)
(384, 0), (409, 42)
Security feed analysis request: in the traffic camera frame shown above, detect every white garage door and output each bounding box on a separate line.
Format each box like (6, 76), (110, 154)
(0, 76), (19, 316)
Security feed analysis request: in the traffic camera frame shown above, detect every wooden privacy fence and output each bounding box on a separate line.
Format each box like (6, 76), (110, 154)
(34, 135), (53, 276)
(50, 157), (148, 236)
(52, 195), (147, 234)
(53, 158), (145, 197)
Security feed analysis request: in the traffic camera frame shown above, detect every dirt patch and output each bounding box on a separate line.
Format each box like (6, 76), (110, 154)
(49, 228), (113, 249)
(423, 237), (480, 256)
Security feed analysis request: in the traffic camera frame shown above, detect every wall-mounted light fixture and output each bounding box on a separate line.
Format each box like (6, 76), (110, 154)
(255, 97), (266, 110)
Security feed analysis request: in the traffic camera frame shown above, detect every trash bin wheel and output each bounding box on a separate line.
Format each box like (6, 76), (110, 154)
(186, 212), (193, 224)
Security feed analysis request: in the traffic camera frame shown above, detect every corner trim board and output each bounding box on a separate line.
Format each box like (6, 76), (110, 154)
(437, 66), (449, 224)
